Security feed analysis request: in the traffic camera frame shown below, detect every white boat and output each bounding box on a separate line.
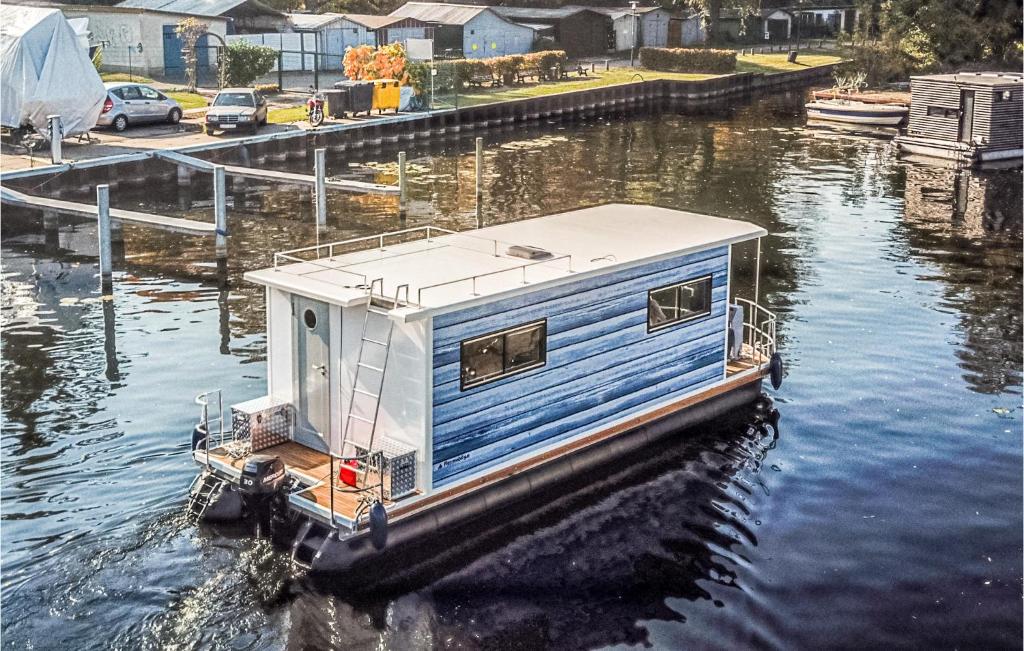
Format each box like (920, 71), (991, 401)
(186, 203), (785, 573)
(805, 99), (909, 126)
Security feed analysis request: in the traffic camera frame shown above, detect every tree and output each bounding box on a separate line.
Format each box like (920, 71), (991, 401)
(175, 18), (208, 93)
(683, 0), (759, 44)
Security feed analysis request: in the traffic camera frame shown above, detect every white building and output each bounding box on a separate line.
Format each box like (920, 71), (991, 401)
(389, 3), (535, 59)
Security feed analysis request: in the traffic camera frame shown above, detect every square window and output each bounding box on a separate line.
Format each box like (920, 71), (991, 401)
(648, 276), (713, 331)
(460, 320), (546, 390)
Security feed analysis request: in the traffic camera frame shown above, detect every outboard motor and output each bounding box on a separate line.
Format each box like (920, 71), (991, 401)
(239, 455), (288, 538)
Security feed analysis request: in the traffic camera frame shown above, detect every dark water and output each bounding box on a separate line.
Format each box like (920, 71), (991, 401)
(3, 92), (1022, 650)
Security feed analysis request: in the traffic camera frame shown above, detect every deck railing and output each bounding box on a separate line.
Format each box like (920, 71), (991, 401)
(735, 298), (777, 366)
(327, 450), (387, 528)
(194, 389), (225, 469)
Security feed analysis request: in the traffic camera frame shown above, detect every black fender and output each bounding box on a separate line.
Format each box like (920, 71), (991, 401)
(369, 501), (388, 550)
(769, 353), (784, 390)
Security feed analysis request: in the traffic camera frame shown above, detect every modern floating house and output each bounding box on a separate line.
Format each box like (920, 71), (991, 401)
(188, 204), (783, 572)
(896, 72), (1023, 165)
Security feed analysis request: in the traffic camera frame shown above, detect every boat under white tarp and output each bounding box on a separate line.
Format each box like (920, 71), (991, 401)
(0, 6), (106, 138)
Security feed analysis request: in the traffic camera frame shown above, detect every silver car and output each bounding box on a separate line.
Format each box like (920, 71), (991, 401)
(96, 82), (183, 132)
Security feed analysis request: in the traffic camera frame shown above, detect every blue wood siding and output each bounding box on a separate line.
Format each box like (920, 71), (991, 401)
(430, 247), (729, 487)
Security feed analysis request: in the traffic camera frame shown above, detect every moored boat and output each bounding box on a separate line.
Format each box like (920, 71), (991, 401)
(805, 99), (909, 126)
(186, 203), (785, 573)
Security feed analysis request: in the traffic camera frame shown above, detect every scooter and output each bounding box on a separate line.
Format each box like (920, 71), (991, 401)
(307, 87), (325, 127)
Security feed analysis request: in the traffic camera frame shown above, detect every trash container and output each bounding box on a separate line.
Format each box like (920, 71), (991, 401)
(324, 88), (347, 118)
(371, 79), (401, 113)
(349, 81), (374, 116)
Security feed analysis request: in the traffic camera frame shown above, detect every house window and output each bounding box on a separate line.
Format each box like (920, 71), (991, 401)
(927, 106), (958, 118)
(460, 320), (546, 389)
(648, 276), (713, 332)
(995, 90), (1013, 102)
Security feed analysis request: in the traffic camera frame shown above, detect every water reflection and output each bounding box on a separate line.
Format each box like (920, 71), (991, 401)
(2, 94), (1021, 649)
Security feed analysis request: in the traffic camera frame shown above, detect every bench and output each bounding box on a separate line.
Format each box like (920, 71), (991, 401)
(468, 73), (500, 88)
(516, 66), (544, 84)
(558, 64), (588, 79)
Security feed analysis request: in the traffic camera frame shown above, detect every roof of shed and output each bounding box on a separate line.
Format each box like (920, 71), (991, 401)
(342, 13), (426, 28)
(388, 2), (489, 24)
(288, 11), (346, 29)
(246, 203), (766, 318)
(117, 0), (284, 17)
(911, 71), (1023, 87)
(491, 5), (604, 20)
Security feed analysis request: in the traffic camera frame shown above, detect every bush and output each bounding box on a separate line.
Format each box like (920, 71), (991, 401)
(523, 50), (567, 79)
(224, 41), (278, 86)
(254, 83), (279, 94)
(638, 47), (736, 73)
(489, 55), (524, 84)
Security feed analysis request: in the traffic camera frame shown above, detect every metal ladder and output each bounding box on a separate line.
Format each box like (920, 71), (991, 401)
(187, 472), (225, 522)
(341, 279), (407, 462)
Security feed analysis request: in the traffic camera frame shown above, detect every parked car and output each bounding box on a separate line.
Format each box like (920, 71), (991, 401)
(96, 82), (182, 132)
(205, 88), (268, 136)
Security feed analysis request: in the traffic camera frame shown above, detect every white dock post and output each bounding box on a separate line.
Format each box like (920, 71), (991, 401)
(314, 148), (327, 227)
(96, 184), (113, 294)
(474, 136), (483, 204)
(213, 165), (228, 257)
(398, 150), (407, 220)
(48, 115), (62, 164)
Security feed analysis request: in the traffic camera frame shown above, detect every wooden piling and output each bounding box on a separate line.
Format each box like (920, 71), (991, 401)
(398, 150), (407, 221)
(474, 137), (483, 211)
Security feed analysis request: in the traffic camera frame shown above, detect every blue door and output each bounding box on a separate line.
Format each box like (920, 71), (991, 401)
(163, 25), (210, 81)
(163, 25), (184, 80)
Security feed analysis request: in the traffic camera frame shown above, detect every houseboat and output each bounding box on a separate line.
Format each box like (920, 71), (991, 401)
(187, 203), (784, 573)
(896, 72), (1023, 165)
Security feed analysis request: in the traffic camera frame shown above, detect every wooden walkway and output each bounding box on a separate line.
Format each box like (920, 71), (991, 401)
(0, 186), (215, 235)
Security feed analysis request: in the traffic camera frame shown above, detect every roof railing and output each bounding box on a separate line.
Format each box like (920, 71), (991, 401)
(271, 224), (576, 309)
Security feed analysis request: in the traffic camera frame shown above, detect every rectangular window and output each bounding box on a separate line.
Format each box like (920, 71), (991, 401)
(995, 90), (1013, 102)
(927, 106), (959, 118)
(648, 276), (713, 332)
(460, 319), (546, 390)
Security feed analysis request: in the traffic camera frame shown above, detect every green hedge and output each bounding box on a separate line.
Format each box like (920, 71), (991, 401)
(408, 51), (569, 94)
(638, 47), (736, 73)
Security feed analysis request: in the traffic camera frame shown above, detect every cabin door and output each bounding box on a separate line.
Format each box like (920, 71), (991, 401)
(292, 296), (331, 453)
(959, 90), (976, 143)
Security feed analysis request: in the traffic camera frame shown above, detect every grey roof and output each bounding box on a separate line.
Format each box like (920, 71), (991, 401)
(491, 5), (601, 20)
(388, 2), (492, 25)
(912, 72), (1023, 87)
(587, 5), (669, 17)
(341, 13), (427, 28)
(117, 0), (284, 18)
(288, 11), (347, 29)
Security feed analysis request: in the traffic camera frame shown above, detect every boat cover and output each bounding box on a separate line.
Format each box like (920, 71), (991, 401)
(0, 6), (106, 137)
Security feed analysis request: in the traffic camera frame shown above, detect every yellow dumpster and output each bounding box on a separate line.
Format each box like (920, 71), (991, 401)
(371, 79), (401, 113)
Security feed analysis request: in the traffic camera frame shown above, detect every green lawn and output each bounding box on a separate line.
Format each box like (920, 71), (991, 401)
(166, 91), (207, 110)
(100, 72), (155, 83)
(267, 106), (308, 124)
(443, 55), (844, 108)
(735, 52), (845, 74)
(454, 68), (714, 107)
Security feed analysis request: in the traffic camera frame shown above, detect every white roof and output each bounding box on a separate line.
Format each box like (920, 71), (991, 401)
(245, 203), (765, 320)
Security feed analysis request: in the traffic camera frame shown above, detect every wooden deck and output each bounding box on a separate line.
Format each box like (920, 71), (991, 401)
(727, 346), (767, 376)
(204, 441), (389, 522)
